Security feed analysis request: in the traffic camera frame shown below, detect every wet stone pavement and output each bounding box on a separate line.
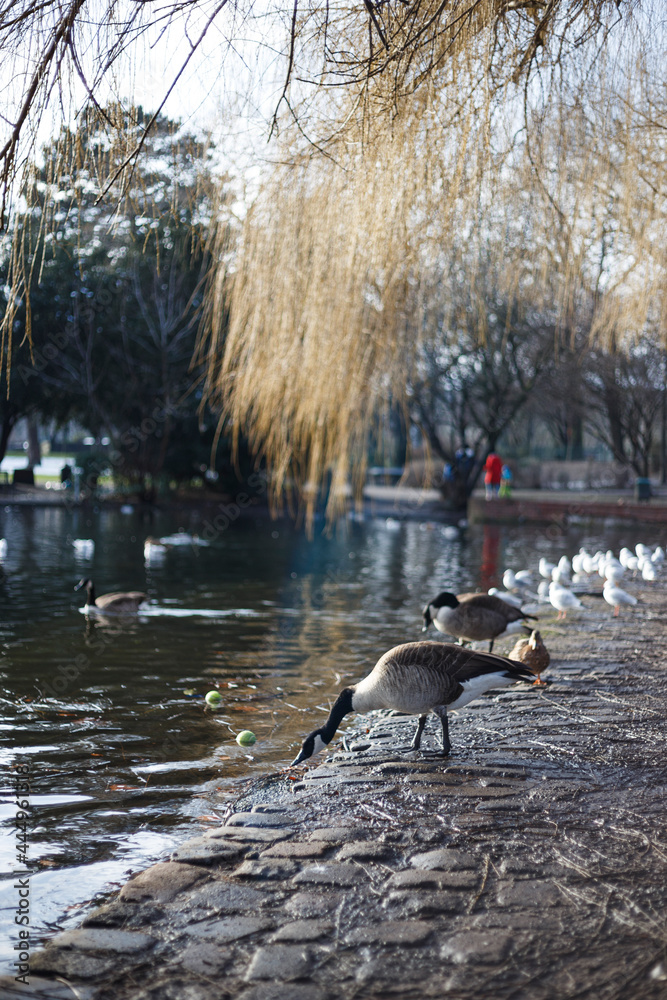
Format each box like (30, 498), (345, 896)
(5, 592), (667, 1000)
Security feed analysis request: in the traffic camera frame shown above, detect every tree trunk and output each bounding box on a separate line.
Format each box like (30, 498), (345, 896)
(26, 415), (41, 469)
(0, 411), (17, 465)
(568, 416), (584, 461)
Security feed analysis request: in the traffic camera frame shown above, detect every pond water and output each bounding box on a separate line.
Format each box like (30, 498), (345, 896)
(2, 503), (665, 972)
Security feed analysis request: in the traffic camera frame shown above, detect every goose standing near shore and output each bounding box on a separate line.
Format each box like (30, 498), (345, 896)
(291, 642), (534, 763)
(422, 591), (537, 651)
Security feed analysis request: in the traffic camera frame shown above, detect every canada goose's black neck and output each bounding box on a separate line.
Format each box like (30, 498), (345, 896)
(87, 581), (96, 605)
(321, 687), (355, 743)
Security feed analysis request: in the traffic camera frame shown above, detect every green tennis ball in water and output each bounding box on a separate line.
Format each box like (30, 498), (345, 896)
(205, 690), (222, 708)
(236, 730), (256, 746)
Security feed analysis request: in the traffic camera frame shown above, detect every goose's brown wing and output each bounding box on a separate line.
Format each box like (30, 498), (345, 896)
(446, 646), (534, 683)
(374, 642), (534, 706)
(96, 591), (147, 610)
(458, 593), (534, 623)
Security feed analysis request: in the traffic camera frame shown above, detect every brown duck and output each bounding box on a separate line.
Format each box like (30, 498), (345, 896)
(509, 629), (550, 685)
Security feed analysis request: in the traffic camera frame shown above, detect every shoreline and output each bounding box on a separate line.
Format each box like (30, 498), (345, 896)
(7, 590), (667, 1000)
(6, 483), (667, 529)
(469, 491), (667, 526)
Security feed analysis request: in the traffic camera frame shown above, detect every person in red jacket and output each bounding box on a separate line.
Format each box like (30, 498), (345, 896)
(484, 452), (503, 500)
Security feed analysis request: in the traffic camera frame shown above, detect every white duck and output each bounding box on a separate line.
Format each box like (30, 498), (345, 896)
(539, 558), (556, 579)
(641, 561), (657, 582)
(159, 532), (209, 547)
(571, 551), (587, 576)
(557, 555), (572, 577)
(603, 560), (625, 585)
(503, 569), (532, 592)
(144, 537), (170, 563)
(619, 547), (634, 569)
(73, 538), (95, 560)
(581, 553), (598, 576)
(488, 587), (523, 609)
(551, 565), (571, 586)
(602, 582), (638, 616)
(549, 581), (583, 620)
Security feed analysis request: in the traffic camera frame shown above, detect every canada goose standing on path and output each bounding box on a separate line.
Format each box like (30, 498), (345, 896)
(291, 641), (534, 764)
(421, 591), (537, 651)
(75, 578), (147, 614)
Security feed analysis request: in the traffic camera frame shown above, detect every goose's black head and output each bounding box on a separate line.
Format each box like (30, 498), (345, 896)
(74, 579), (95, 605)
(291, 728), (329, 766)
(422, 591), (458, 630)
(291, 687), (355, 766)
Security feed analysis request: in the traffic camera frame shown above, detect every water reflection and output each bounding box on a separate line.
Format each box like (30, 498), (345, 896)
(2, 504), (666, 970)
(480, 523), (502, 590)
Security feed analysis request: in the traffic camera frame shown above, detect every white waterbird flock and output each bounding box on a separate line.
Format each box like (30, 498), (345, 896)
(507, 541), (662, 618)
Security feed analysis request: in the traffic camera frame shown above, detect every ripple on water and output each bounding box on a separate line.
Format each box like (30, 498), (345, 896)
(2, 505), (666, 972)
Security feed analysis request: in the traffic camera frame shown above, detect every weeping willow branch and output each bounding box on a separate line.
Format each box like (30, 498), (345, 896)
(198, 4), (667, 527)
(1, 0), (664, 527)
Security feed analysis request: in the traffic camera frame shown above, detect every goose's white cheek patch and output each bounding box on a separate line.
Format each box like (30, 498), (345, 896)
(312, 734), (328, 757)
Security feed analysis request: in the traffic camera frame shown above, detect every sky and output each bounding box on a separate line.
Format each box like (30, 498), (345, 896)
(0, 2), (295, 203)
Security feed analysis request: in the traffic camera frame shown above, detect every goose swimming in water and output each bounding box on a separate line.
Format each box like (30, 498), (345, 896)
(291, 641), (534, 763)
(75, 578), (147, 614)
(422, 591), (536, 651)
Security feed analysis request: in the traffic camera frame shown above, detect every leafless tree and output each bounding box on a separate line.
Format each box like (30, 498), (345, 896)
(408, 272), (559, 505)
(2, 1), (666, 524)
(583, 339), (666, 478)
